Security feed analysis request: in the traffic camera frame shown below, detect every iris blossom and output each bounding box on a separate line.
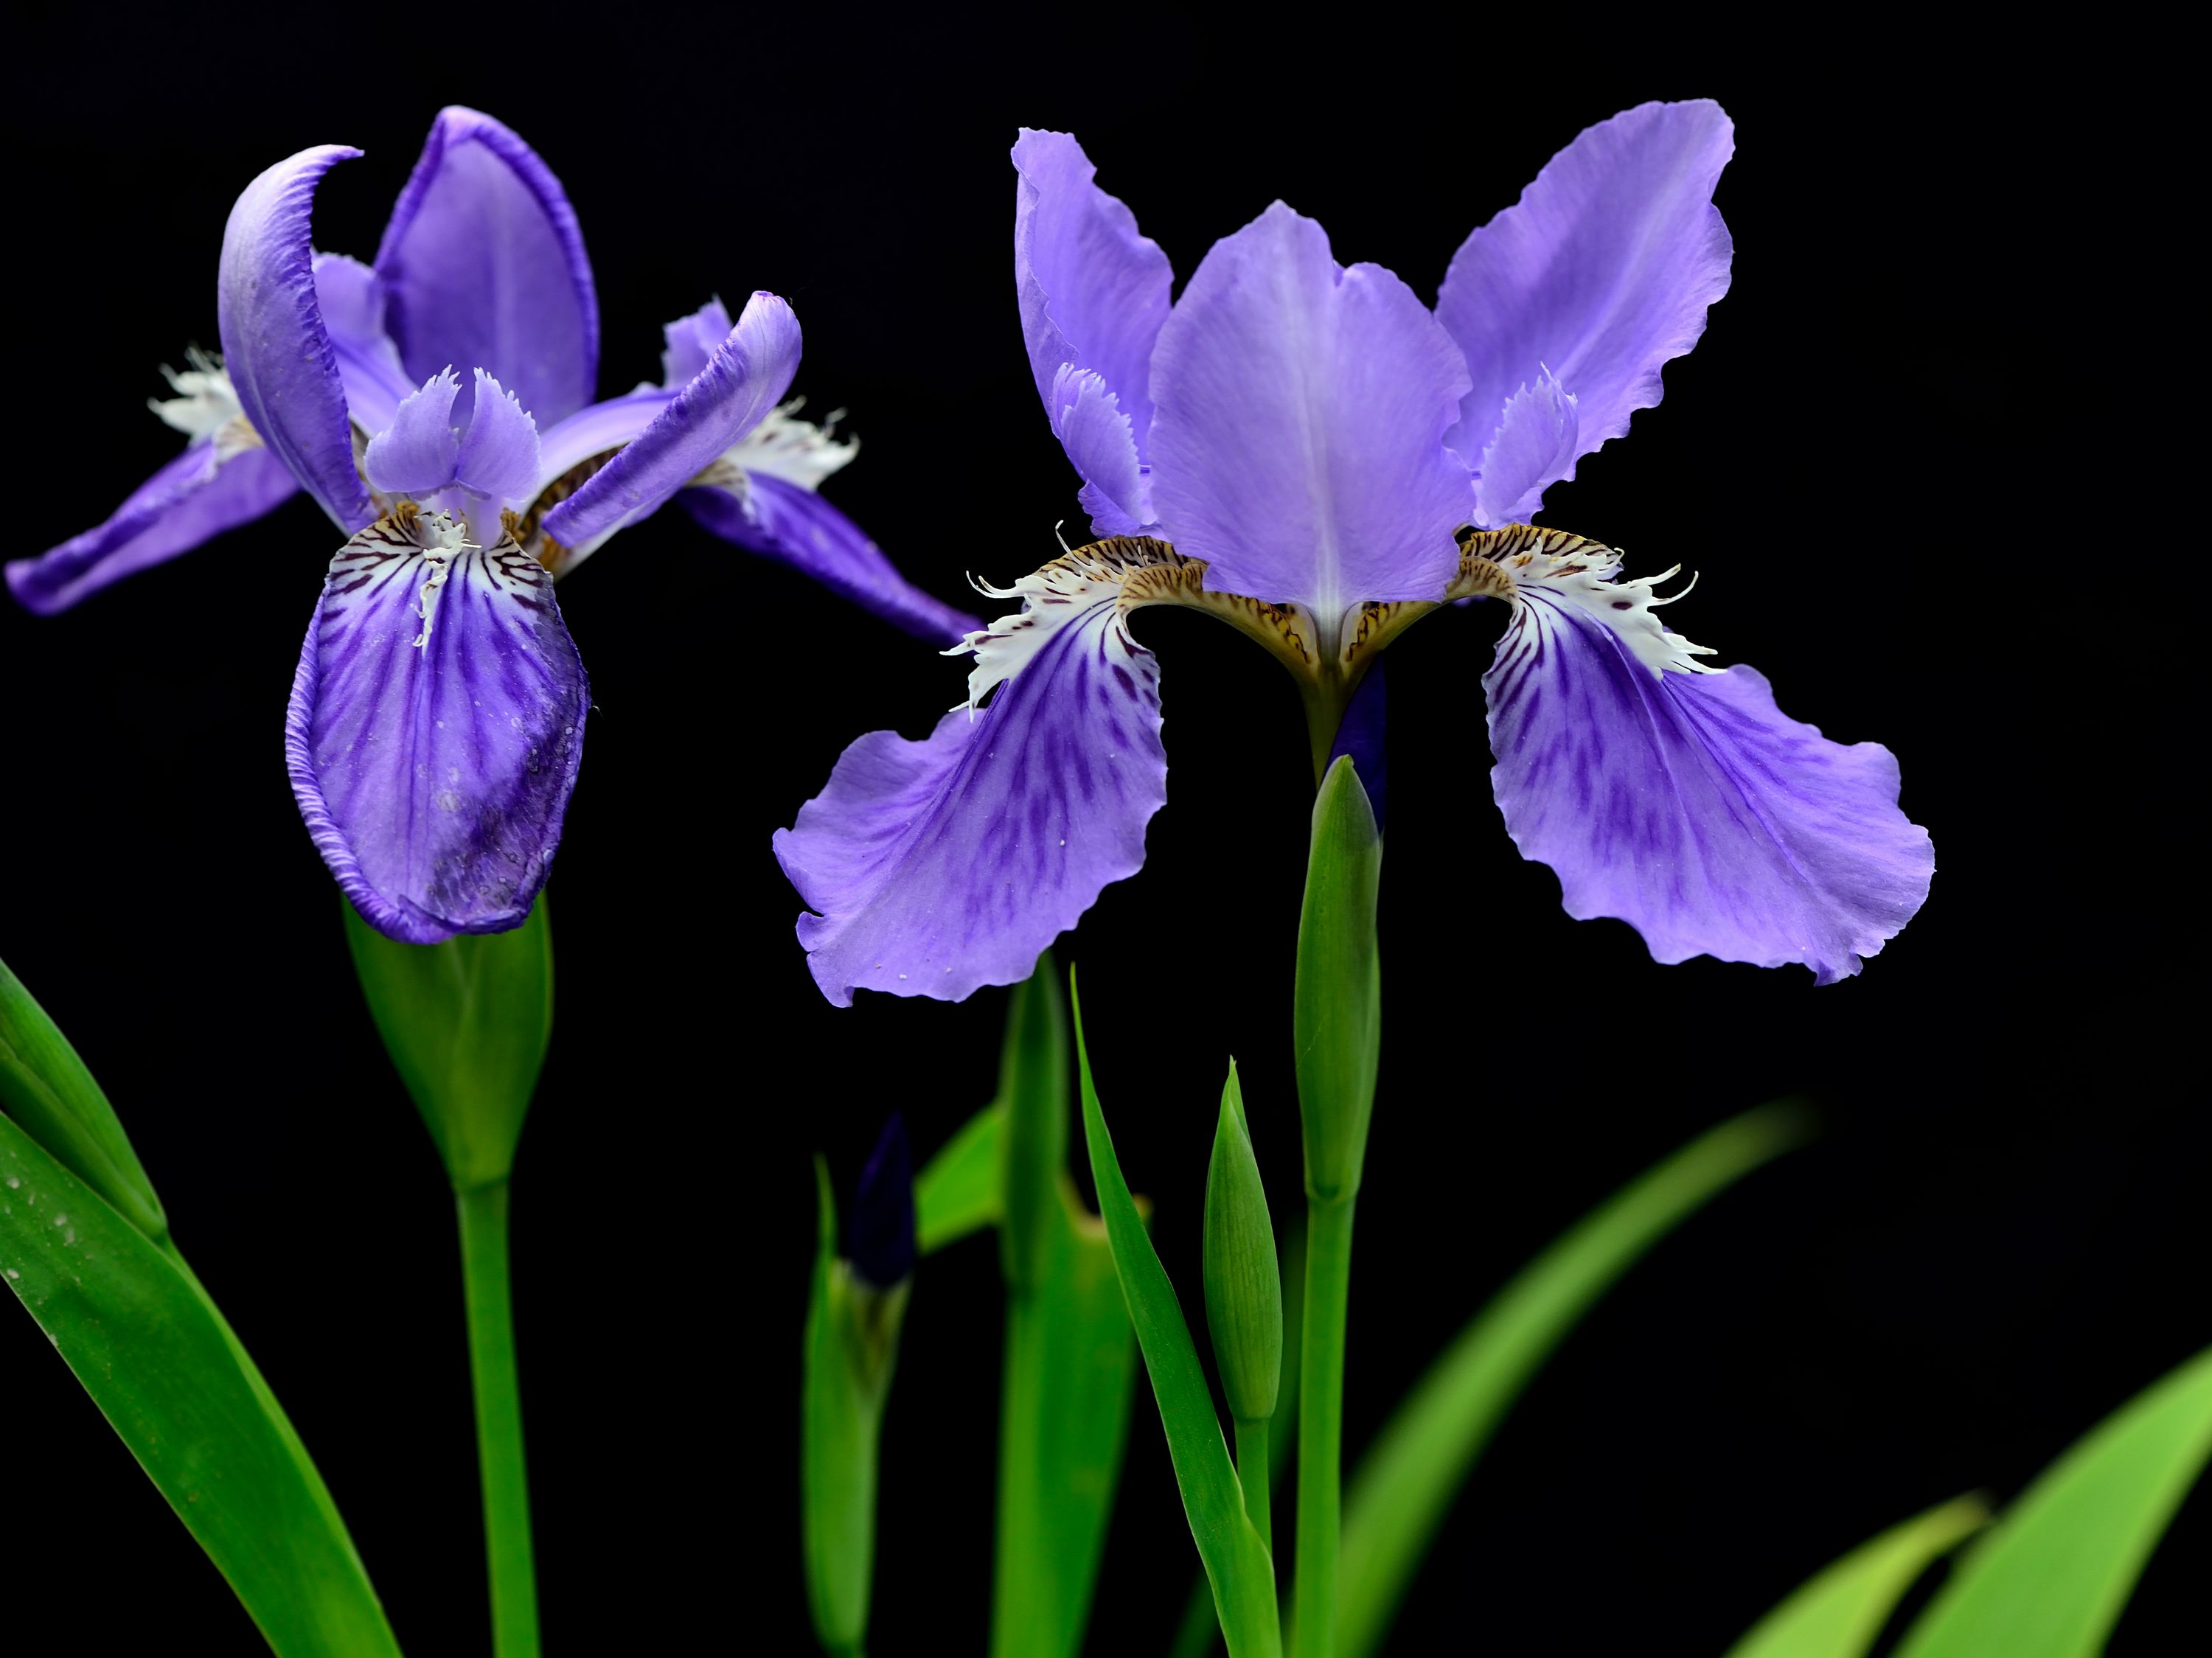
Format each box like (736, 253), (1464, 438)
(777, 102), (1933, 1004)
(10, 108), (974, 943)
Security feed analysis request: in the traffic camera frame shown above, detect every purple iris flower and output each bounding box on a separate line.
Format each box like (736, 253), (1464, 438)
(777, 102), (1933, 1005)
(9, 108), (975, 944)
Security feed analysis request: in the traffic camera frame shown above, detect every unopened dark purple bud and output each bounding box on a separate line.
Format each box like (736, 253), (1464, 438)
(849, 1114), (916, 1289)
(1327, 660), (1387, 835)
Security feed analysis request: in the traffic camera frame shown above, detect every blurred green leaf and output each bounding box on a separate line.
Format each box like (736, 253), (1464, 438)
(1893, 1344), (2212, 1658)
(1073, 972), (1281, 1658)
(1724, 1496), (1987, 1658)
(998, 966), (1070, 1291)
(2, 1110), (400, 1656)
(0, 955), (167, 1242)
(917, 1102), (1001, 1255)
(1336, 1102), (1815, 1658)
(988, 960), (1134, 1658)
(342, 896), (551, 1191)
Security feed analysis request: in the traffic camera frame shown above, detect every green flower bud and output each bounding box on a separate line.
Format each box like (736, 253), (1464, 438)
(1294, 756), (1382, 1202)
(1203, 1062), (1282, 1426)
(803, 1124), (915, 1657)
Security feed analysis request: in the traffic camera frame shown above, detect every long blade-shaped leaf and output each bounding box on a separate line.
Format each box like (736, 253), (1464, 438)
(1071, 973), (1281, 1658)
(1893, 1344), (2212, 1658)
(989, 962), (1135, 1658)
(917, 1102), (1001, 1255)
(1336, 1103), (1814, 1658)
(990, 1198), (1138, 1657)
(2, 1111), (401, 1656)
(1723, 1497), (1987, 1658)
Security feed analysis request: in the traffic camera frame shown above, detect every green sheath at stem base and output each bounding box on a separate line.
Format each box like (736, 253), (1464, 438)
(1293, 1193), (1357, 1658)
(458, 1179), (540, 1658)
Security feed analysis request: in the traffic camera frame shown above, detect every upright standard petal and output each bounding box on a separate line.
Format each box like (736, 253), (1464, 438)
(218, 144), (376, 531)
(1147, 203), (1474, 621)
(540, 292), (801, 556)
(7, 442), (296, 615)
(775, 539), (1181, 1006)
(1012, 130), (1173, 451)
(313, 253), (415, 436)
(1468, 526), (1931, 983)
(374, 108), (600, 428)
(681, 473), (979, 644)
(1438, 101), (1733, 478)
(287, 504), (589, 943)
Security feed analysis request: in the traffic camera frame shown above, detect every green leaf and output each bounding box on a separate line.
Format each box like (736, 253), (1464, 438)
(2, 1112), (401, 1656)
(987, 960), (1136, 1658)
(998, 964), (1070, 1291)
(342, 896), (552, 1191)
(1893, 1344), (2212, 1658)
(1723, 1497), (1988, 1658)
(0, 956), (167, 1242)
(1293, 756), (1380, 1202)
(917, 1102), (1002, 1255)
(1336, 1102), (1815, 1658)
(1071, 972), (1281, 1658)
(990, 1194), (1140, 1658)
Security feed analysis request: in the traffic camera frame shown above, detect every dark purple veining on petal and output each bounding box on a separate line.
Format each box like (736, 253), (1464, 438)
(287, 513), (589, 943)
(1484, 590), (1930, 982)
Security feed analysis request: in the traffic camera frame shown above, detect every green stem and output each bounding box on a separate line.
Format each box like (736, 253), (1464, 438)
(457, 1179), (539, 1658)
(1234, 1417), (1273, 1550)
(1293, 1194), (1357, 1658)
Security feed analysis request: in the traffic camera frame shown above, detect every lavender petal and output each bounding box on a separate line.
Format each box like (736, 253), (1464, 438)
(541, 292), (800, 555)
(774, 599), (1169, 1006)
(312, 253), (415, 436)
(218, 144), (375, 530)
(1012, 129), (1173, 456)
(452, 369), (540, 502)
(362, 368), (462, 495)
(7, 442), (296, 615)
(373, 108), (600, 428)
(1148, 203), (1473, 618)
(1473, 369), (1580, 527)
(1439, 101), (1733, 494)
(287, 508), (589, 943)
(1486, 593), (1931, 983)
(681, 473), (979, 644)
(660, 298), (733, 389)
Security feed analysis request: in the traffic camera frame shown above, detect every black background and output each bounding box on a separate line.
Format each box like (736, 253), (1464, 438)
(1, 10), (2194, 1656)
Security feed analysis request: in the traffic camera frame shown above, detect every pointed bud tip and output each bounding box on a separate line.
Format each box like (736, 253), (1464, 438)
(849, 1113), (916, 1289)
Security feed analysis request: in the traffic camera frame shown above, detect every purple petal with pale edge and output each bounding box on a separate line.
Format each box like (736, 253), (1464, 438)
(364, 369), (461, 495)
(661, 298), (732, 389)
(7, 442), (296, 615)
(1051, 365), (1149, 534)
(1474, 369), (1579, 527)
(218, 145), (375, 531)
(454, 370), (540, 501)
(1485, 602), (1931, 983)
(681, 475), (980, 644)
(774, 604), (1168, 1006)
(313, 254), (414, 435)
(286, 513), (589, 944)
(1439, 100), (1733, 476)
(374, 108), (599, 428)
(1148, 203), (1473, 617)
(542, 292), (801, 550)
(1012, 130), (1173, 453)
(529, 389), (669, 500)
